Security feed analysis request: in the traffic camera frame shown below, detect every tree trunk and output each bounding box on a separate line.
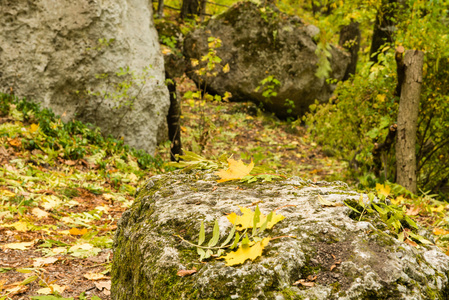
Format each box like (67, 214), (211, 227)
(339, 21), (361, 80)
(369, 0), (397, 63)
(180, 0), (200, 19)
(166, 77), (183, 161)
(395, 50), (424, 194)
(157, 0), (164, 18)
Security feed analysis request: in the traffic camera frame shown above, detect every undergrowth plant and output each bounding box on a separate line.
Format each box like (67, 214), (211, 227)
(184, 36), (231, 152)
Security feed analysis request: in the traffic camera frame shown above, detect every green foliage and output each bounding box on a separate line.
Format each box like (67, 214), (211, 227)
(255, 75), (280, 99)
(304, 0), (449, 197)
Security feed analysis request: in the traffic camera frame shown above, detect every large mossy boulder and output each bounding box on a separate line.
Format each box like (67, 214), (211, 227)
(112, 172), (449, 299)
(183, 2), (350, 119)
(0, 0), (169, 153)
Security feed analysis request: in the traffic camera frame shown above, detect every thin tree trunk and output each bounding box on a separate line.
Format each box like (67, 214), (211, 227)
(157, 0), (164, 18)
(339, 21), (361, 80)
(369, 0), (397, 63)
(395, 50), (424, 194)
(166, 77), (183, 161)
(180, 0), (199, 19)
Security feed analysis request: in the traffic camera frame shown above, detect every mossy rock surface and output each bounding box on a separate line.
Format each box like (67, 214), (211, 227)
(112, 172), (449, 299)
(183, 1), (350, 118)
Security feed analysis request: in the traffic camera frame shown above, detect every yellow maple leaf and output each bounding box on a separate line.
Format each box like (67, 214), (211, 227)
(222, 237), (270, 266)
(376, 183), (390, 199)
(215, 159), (254, 183)
(227, 206), (285, 230)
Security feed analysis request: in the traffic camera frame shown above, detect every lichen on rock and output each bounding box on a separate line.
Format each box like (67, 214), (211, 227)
(112, 171), (449, 299)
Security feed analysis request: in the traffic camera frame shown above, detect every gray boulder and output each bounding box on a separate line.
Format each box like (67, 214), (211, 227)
(112, 171), (449, 299)
(0, 0), (169, 153)
(183, 2), (350, 118)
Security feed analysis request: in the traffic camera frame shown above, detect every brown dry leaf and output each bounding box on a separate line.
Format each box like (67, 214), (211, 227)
(176, 268), (197, 277)
(406, 206), (420, 216)
(215, 158), (254, 183)
(33, 256), (58, 268)
(95, 280), (111, 292)
(8, 138), (22, 147)
(83, 272), (105, 280)
(404, 238), (418, 247)
(69, 227), (88, 236)
(31, 207), (49, 219)
(293, 279), (315, 287)
(4, 284), (28, 296)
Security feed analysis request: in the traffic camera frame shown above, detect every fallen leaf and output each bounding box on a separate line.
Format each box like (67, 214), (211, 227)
(222, 237), (270, 266)
(0, 189), (15, 197)
(50, 247), (67, 255)
(33, 257), (58, 268)
(391, 195), (404, 205)
(215, 159), (254, 183)
(433, 228), (449, 236)
(293, 279), (315, 287)
(2, 241), (35, 250)
(176, 268), (197, 277)
(41, 195), (62, 210)
(1, 220), (29, 232)
(404, 238), (418, 247)
(406, 206), (420, 216)
(36, 284), (66, 295)
(95, 280), (111, 291)
(29, 123), (39, 133)
(31, 207), (49, 219)
(84, 272), (105, 280)
(69, 227), (88, 236)
(376, 183), (391, 199)
(4, 284), (28, 296)
(317, 194), (343, 207)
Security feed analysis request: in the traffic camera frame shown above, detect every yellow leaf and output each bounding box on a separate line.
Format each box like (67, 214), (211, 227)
(31, 207), (49, 219)
(191, 58), (199, 67)
(376, 94), (386, 102)
(431, 205), (445, 213)
(433, 227), (449, 236)
(227, 206), (285, 230)
(391, 196), (404, 205)
(0, 189), (16, 197)
(2, 221), (29, 232)
(69, 228), (88, 236)
(375, 183), (390, 199)
(317, 195), (343, 207)
(29, 123), (39, 133)
(3, 241), (34, 250)
(222, 63), (230, 73)
(222, 237), (270, 266)
(215, 159), (254, 183)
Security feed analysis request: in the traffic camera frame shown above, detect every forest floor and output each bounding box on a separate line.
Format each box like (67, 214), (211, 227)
(0, 77), (448, 300)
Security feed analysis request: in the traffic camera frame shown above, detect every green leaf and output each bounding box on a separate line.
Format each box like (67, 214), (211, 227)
(407, 231), (433, 245)
(404, 216), (418, 229)
(242, 233), (250, 246)
(252, 206), (261, 236)
(208, 220), (220, 247)
(21, 275), (38, 285)
(198, 221), (205, 246)
(372, 203), (388, 215)
(231, 231), (240, 249)
(344, 201), (361, 214)
(220, 224), (236, 247)
(197, 247), (206, 261)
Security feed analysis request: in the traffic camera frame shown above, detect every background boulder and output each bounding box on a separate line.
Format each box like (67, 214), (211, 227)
(112, 171), (449, 299)
(183, 2), (350, 118)
(0, 0), (169, 153)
